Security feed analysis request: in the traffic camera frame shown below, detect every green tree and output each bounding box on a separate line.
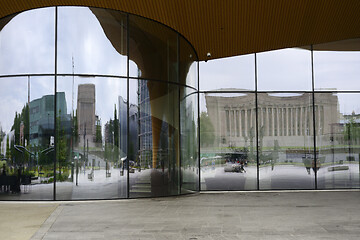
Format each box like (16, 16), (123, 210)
(57, 129), (68, 175)
(56, 111), (70, 176)
(104, 141), (112, 161)
(96, 124), (102, 143)
(113, 105), (119, 147)
(0, 124), (4, 143)
(11, 112), (20, 144)
(200, 112), (215, 147)
(10, 112), (21, 165)
(21, 104), (29, 144)
(6, 135), (11, 160)
(0, 124), (4, 156)
(10, 105), (29, 146)
(344, 118), (360, 145)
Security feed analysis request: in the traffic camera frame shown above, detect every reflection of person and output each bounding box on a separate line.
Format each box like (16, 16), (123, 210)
(1, 164), (8, 192)
(312, 159), (320, 173)
(303, 157), (311, 174)
(240, 159), (246, 173)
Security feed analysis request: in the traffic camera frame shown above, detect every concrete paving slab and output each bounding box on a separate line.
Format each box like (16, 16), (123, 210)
(0, 202), (58, 240)
(1, 190), (360, 240)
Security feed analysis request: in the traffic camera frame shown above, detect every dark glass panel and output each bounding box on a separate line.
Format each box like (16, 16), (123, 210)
(258, 93), (315, 190)
(0, 8), (55, 75)
(58, 7), (127, 76)
(257, 48), (312, 91)
(316, 93), (360, 189)
(128, 14), (178, 84)
(56, 76), (128, 200)
(199, 93), (257, 190)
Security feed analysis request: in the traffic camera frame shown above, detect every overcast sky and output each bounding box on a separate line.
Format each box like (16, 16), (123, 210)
(0, 6), (360, 134)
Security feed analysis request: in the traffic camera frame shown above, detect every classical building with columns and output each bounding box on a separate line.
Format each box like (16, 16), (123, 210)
(205, 91), (339, 148)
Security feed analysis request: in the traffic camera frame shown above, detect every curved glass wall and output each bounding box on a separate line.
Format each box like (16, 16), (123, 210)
(0, 7), (198, 200)
(1, 7), (359, 201)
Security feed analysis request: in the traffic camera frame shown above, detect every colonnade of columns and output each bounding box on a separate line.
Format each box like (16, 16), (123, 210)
(224, 105), (324, 138)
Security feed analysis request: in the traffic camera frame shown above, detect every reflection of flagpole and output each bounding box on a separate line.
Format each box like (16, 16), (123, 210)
(28, 76), (30, 105)
(71, 56), (75, 183)
(72, 55), (75, 117)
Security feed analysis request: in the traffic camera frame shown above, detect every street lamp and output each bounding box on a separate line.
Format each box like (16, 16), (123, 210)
(14, 145), (35, 174)
(83, 123), (86, 175)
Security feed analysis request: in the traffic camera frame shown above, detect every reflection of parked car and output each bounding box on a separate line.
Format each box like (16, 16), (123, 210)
(120, 157), (136, 168)
(224, 162), (245, 173)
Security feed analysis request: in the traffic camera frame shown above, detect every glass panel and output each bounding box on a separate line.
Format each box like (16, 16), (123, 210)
(129, 60), (140, 78)
(129, 79), (180, 197)
(316, 93), (360, 189)
(128, 15), (178, 84)
(0, 8), (55, 75)
(57, 7), (127, 76)
(0, 76), (55, 200)
(180, 88), (199, 193)
(257, 48), (312, 91)
(200, 54), (255, 91)
(199, 93), (257, 190)
(314, 39), (360, 91)
(180, 37), (198, 88)
(56, 76), (127, 200)
(258, 93), (315, 190)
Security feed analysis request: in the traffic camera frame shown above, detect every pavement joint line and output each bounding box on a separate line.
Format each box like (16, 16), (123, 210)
(0, 189), (358, 205)
(201, 189), (360, 194)
(0, 198), (140, 204)
(30, 205), (63, 240)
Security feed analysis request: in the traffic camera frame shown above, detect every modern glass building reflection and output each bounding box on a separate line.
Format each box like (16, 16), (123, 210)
(0, 4), (359, 201)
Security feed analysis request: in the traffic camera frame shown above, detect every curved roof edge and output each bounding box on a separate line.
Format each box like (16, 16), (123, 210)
(0, 0), (360, 61)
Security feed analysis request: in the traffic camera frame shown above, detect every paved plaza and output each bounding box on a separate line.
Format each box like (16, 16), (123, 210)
(1, 161), (359, 200)
(0, 190), (359, 240)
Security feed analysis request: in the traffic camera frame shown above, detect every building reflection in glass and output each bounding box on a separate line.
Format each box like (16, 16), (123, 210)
(1, 6), (359, 202)
(0, 6), (198, 200)
(0, 77), (55, 200)
(129, 79), (182, 198)
(257, 93), (315, 189)
(316, 93), (360, 189)
(55, 76), (128, 200)
(200, 93), (257, 190)
(200, 91), (360, 190)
